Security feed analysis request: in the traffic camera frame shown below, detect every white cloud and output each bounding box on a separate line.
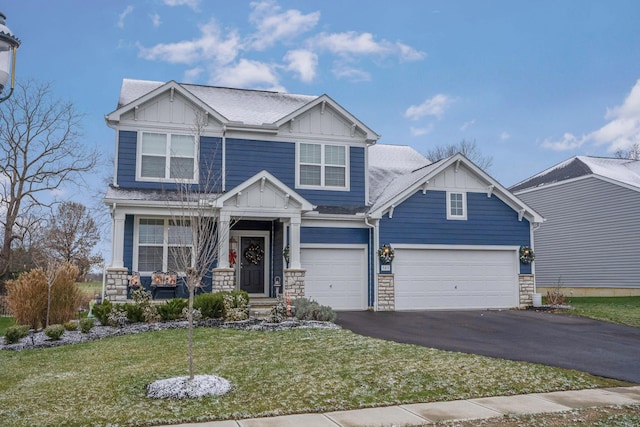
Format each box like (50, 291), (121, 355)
(183, 67), (204, 83)
(138, 19), (240, 65)
(311, 31), (425, 61)
(117, 5), (134, 29)
(500, 131), (510, 140)
(331, 64), (371, 82)
(248, 1), (320, 50)
(163, 0), (200, 11)
(405, 94), (454, 120)
(211, 59), (285, 92)
(410, 125), (433, 137)
(461, 119), (476, 131)
(543, 78), (640, 153)
(541, 132), (585, 151)
(150, 13), (161, 27)
(284, 49), (318, 83)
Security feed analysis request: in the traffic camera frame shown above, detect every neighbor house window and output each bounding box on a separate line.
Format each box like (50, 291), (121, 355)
(136, 218), (193, 273)
(138, 132), (197, 182)
(447, 192), (467, 220)
(297, 143), (348, 189)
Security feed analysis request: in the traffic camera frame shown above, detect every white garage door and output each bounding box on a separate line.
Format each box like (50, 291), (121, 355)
(301, 246), (367, 310)
(393, 248), (518, 310)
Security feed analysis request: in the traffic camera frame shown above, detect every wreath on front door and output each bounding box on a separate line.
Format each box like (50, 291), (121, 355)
(244, 243), (264, 265)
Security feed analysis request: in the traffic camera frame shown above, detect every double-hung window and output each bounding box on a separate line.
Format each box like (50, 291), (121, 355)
(139, 132), (197, 182)
(298, 143), (348, 189)
(447, 192), (467, 220)
(136, 218), (193, 273)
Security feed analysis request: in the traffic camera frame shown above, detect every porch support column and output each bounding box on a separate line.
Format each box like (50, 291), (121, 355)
(111, 210), (125, 268)
(289, 215), (302, 269)
(217, 213), (230, 269)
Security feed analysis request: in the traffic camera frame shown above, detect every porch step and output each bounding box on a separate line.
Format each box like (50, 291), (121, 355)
(249, 297), (278, 319)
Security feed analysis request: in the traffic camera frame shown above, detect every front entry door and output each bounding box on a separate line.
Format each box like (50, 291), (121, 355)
(240, 236), (266, 294)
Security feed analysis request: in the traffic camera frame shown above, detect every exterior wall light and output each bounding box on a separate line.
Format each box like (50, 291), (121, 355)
(0, 12), (21, 103)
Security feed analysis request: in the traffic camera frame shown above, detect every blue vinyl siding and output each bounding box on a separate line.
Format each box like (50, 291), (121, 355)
(116, 130), (222, 191)
(380, 191), (532, 274)
(226, 138), (366, 206)
(301, 227), (369, 244)
(124, 215), (134, 272)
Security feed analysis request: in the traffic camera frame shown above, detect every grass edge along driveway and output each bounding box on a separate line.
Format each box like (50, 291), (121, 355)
(0, 327), (629, 427)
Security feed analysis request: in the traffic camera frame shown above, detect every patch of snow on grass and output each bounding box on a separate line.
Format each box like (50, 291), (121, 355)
(147, 375), (231, 399)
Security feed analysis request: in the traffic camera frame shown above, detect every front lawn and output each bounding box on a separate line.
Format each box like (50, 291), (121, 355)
(565, 296), (640, 328)
(0, 327), (627, 427)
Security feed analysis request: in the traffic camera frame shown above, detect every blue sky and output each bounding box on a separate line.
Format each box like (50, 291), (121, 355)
(4, 0), (640, 194)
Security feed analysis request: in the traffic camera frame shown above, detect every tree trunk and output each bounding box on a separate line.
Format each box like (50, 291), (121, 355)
(188, 283), (195, 380)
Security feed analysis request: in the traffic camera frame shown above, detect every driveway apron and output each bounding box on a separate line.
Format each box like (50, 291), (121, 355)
(335, 310), (640, 383)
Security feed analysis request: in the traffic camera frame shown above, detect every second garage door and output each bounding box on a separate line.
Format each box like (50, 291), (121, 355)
(393, 248), (518, 310)
(301, 245), (368, 310)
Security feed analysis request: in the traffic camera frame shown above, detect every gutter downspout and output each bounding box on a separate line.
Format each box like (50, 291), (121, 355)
(364, 216), (378, 311)
(221, 125), (226, 192)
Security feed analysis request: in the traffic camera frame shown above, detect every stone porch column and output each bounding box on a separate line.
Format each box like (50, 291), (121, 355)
(212, 267), (235, 292)
(105, 267), (128, 302)
(284, 268), (305, 299)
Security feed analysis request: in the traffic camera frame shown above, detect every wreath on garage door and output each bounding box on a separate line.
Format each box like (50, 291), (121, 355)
(244, 243), (264, 265)
(519, 246), (535, 264)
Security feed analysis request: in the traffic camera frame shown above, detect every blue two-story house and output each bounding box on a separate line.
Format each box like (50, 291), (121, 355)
(104, 79), (543, 311)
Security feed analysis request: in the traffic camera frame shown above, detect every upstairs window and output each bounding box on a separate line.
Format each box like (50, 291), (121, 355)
(138, 132), (197, 182)
(447, 192), (467, 220)
(298, 143), (348, 189)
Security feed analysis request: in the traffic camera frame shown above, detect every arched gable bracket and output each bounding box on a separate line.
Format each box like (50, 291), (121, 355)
(421, 181), (429, 195)
(518, 209), (525, 222)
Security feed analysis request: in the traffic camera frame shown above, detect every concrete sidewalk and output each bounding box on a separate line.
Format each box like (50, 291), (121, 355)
(157, 386), (640, 427)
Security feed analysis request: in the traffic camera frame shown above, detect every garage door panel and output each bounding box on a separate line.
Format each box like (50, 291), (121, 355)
(301, 247), (367, 310)
(394, 248), (517, 310)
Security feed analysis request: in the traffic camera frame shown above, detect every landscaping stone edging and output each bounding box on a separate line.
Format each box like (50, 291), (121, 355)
(1, 318), (341, 351)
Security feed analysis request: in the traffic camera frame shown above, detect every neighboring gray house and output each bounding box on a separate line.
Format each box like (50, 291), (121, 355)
(511, 155), (640, 296)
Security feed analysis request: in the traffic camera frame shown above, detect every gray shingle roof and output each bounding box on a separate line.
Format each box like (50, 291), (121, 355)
(510, 156), (640, 192)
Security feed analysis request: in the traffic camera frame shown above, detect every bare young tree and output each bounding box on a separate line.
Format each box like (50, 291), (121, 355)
(0, 80), (99, 285)
(43, 201), (102, 281)
(425, 139), (493, 170)
(166, 112), (227, 380)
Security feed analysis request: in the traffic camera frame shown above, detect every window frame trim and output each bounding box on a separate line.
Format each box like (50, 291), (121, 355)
(446, 191), (467, 220)
(295, 142), (350, 191)
(136, 131), (199, 184)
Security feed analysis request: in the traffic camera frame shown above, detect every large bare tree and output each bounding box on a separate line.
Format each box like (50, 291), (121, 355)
(614, 143), (640, 160)
(425, 139), (493, 170)
(43, 201), (102, 281)
(0, 80), (98, 286)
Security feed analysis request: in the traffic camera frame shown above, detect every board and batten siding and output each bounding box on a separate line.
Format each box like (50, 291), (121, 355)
(379, 190), (532, 274)
(226, 138), (366, 206)
(517, 177), (640, 288)
(116, 130), (222, 191)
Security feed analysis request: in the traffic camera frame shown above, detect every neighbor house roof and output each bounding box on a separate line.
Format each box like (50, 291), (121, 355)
(510, 156), (640, 193)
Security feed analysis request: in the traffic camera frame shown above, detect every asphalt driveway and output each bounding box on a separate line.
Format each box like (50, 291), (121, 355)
(335, 310), (640, 383)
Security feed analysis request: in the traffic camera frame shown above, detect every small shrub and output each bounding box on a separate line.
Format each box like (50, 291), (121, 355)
(223, 290), (249, 321)
(291, 298), (336, 322)
(269, 298), (289, 323)
(547, 277), (567, 306)
(194, 292), (225, 319)
(123, 303), (144, 323)
(44, 324), (65, 340)
(4, 325), (30, 344)
(63, 321), (78, 331)
(79, 317), (95, 333)
(181, 306), (203, 322)
(131, 288), (159, 323)
(108, 306), (128, 327)
(157, 298), (188, 321)
(92, 300), (112, 325)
